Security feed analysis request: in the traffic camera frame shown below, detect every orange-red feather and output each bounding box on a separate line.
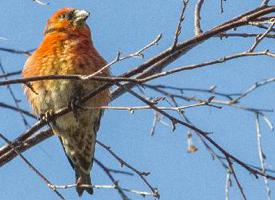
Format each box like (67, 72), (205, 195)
(22, 8), (110, 196)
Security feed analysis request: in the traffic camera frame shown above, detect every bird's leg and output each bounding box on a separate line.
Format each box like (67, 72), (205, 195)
(40, 109), (57, 127)
(69, 96), (87, 121)
(76, 176), (84, 191)
(76, 176), (82, 185)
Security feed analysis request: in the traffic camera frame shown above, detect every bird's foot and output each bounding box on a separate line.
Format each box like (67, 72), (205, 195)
(76, 176), (83, 185)
(40, 109), (55, 125)
(40, 109), (54, 121)
(69, 97), (87, 121)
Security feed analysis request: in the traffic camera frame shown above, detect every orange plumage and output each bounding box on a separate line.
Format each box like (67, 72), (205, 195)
(22, 8), (110, 196)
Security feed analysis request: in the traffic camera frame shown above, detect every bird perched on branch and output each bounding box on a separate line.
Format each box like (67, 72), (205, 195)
(22, 8), (110, 196)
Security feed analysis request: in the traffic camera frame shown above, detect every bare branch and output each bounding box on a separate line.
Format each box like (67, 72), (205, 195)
(249, 20), (275, 52)
(249, 21), (275, 32)
(0, 129), (52, 167)
(0, 74), (139, 86)
(113, 6), (275, 100)
(2, 6), (275, 199)
(96, 140), (160, 198)
(83, 102), (210, 112)
(226, 157), (247, 200)
(94, 158), (130, 200)
(230, 76), (275, 104)
(225, 170), (231, 200)
(172, 0), (189, 48)
(220, 0), (226, 14)
(0, 62), (30, 128)
(144, 84), (240, 100)
(141, 51), (275, 83)
(1, 50), (274, 88)
(0, 47), (34, 56)
(261, 0), (271, 7)
(194, 0), (204, 35)
(150, 111), (159, 136)
(115, 83), (275, 181)
(53, 183), (156, 198)
(218, 32), (275, 39)
(255, 114), (271, 200)
(0, 102), (35, 118)
(0, 83), (112, 165)
(0, 70), (21, 79)
(90, 34), (162, 77)
(33, 0), (49, 6)
(144, 84), (273, 115)
(262, 114), (274, 131)
(0, 133), (65, 200)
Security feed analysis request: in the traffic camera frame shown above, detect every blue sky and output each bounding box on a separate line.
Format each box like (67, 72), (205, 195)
(1, 1), (275, 200)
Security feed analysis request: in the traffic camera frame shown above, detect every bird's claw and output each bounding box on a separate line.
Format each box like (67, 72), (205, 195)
(40, 109), (55, 123)
(69, 97), (86, 121)
(76, 177), (82, 185)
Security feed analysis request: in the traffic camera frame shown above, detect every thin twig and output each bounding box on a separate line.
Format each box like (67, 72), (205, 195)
(2, 49), (274, 87)
(0, 130), (52, 166)
(89, 34), (162, 77)
(1, 7), (275, 198)
(108, 169), (133, 176)
(261, 114), (274, 131)
(141, 50), (275, 83)
(0, 84), (112, 164)
(0, 102), (35, 118)
(96, 140), (160, 198)
(172, 0), (189, 48)
(33, 0), (49, 6)
(94, 158), (130, 200)
(218, 32), (275, 39)
(112, 6), (275, 100)
(0, 74), (139, 86)
(249, 21), (275, 33)
(0, 61), (30, 128)
(225, 170), (231, 200)
(220, 0), (226, 14)
(196, 133), (228, 169)
(0, 70), (21, 79)
(226, 157), (247, 200)
(0, 133), (65, 200)
(83, 102), (210, 112)
(150, 111), (159, 136)
(261, 0), (270, 7)
(230, 76), (275, 104)
(1, 51), (275, 87)
(144, 84), (241, 100)
(194, 0), (204, 35)
(53, 183), (155, 197)
(0, 47), (34, 56)
(115, 83), (275, 180)
(145, 84), (273, 115)
(248, 20), (275, 52)
(216, 154), (275, 174)
(255, 114), (271, 200)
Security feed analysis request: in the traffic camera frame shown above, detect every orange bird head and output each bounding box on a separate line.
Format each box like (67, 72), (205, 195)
(44, 8), (91, 37)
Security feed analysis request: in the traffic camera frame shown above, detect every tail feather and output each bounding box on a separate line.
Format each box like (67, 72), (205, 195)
(76, 170), (93, 196)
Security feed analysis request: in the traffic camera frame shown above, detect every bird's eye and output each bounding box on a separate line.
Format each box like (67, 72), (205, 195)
(60, 11), (74, 20)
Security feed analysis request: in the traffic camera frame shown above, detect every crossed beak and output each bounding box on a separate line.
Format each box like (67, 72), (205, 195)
(74, 9), (90, 23)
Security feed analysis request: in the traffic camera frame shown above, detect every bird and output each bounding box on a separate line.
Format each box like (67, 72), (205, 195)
(22, 8), (110, 196)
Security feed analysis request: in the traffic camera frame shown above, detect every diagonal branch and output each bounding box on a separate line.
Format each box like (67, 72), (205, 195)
(248, 20), (275, 52)
(0, 133), (66, 200)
